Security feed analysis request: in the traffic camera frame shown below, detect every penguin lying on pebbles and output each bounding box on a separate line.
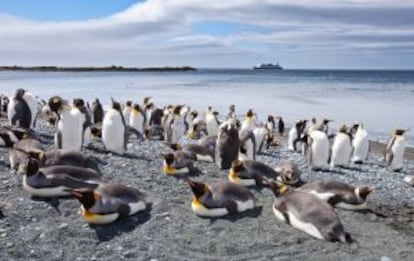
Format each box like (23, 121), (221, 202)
(71, 184), (148, 224)
(0, 125), (37, 147)
(161, 152), (196, 175)
(274, 161), (303, 186)
(168, 143), (214, 163)
(184, 178), (256, 217)
(9, 138), (44, 171)
(229, 159), (280, 187)
(266, 180), (350, 243)
(296, 180), (374, 210)
(22, 158), (102, 198)
(14, 147), (102, 173)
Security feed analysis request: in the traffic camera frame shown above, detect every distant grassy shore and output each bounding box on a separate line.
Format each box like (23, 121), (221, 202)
(0, 65), (196, 72)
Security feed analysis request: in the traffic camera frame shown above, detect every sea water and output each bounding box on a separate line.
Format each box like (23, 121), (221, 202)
(1, 69), (413, 145)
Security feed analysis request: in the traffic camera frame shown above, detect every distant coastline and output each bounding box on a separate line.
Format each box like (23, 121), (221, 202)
(0, 65), (196, 72)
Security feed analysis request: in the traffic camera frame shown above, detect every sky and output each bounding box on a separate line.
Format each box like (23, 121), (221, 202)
(0, 0), (413, 69)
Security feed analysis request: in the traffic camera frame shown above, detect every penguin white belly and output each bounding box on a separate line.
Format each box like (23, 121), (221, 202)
(195, 154), (214, 162)
(253, 128), (266, 153)
(83, 127), (92, 147)
(287, 211), (324, 240)
(241, 120), (255, 132)
(128, 201), (147, 215)
(191, 199), (228, 217)
(58, 109), (83, 150)
(335, 202), (368, 210)
(236, 199), (255, 212)
(310, 131), (329, 169)
(205, 115), (218, 136)
(102, 110), (125, 154)
(7, 99), (16, 125)
(305, 191), (336, 202)
(129, 113), (144, 133)
(229, 176), (256, 186)
(22, 176), (69, 197)
(239, 139), (254, 161)
(81, 206), (119, 224)
(288, 127), (297, 151)
(331, 134), (352, 167)
(171, 119), (186, 143)
(389, 138), (405, 171)
(352, 130), (369, 162)
(23, 93), (37, 128)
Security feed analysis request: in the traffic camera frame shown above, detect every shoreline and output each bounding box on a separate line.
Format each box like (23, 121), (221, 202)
(0, 65), (196, 72)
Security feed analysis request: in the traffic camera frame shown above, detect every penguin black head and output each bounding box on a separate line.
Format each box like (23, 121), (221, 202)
(143, 96), (151, 106)
(213, 111), (219, 116)
(184, 178), (208, 199)
(72, 98), (85, 109)
(356, 186), (374, 200)
(267, 115), (274, 122)
(90, 125), (102, 138)
(162, 153), (175, 166)
(173, 105), (183, 115)
(231, 159), (244, 173)
(133, 104), (141, 111)
(169, 143), (182, 151)
(26, 158), (40, 176)
(393, 129), (406, 136)
(111, 98), (122, 112)
(126, 101), (132, 107)
(94, 98), (101, 104)
(311, 118), (317, 124)
(48, 96), (64, 113)
(246, 109), (254, 118)
(339, 125), (348, 133)
(71, 188), (98, 210)
(229, 104), (235, 112)
(14, 88), (26, 99)
(323, 119), (332, 124)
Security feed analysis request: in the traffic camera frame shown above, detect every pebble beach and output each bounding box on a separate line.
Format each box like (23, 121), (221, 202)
(0, 118), (413, 261)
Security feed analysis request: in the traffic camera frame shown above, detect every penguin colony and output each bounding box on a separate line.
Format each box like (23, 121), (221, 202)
(0, 88), (411, 243)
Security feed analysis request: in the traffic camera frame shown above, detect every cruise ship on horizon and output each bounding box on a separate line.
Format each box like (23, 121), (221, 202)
(253, 62), (283, 70)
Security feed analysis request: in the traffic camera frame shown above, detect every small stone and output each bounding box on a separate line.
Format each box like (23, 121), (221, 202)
(0, 232), (7, 237)
(381, 256), (393, 261)
(39, 233), (45, 239)
(59, 223), (68, 229)
(7, 242), (13, 248)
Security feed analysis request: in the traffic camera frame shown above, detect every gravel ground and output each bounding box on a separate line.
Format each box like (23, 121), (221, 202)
(0, 120), (413, 261)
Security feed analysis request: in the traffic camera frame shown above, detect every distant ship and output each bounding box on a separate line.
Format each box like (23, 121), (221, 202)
(253, 62), (283, 70)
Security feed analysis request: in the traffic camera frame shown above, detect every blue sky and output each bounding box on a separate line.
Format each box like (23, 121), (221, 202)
(0, 0), (413, 69)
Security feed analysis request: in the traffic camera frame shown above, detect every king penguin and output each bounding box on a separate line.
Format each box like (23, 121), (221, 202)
(102, 98), (128, 155)
(129, 103), (146, 134)
(91, 98), (104, 125)
(330, 125), (352, 169)
(303, 130), (330, 170)
(22, 158), (101, 198)
(297, 180), (374, 210)
(267, 180), (349, 243)
(46, 96), (84, 150)
(205, 107), (220, 136)
(73, 98), (92, 148)
(7, 88), (32, 129)
(350, 122), (369, 164)
(71, 183), (147, 224)
(385, 129), (407, 172)
(184, 178), (256, 217)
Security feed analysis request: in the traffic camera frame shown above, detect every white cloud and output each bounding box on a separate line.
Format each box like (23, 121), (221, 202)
(0, 0), (413, 68)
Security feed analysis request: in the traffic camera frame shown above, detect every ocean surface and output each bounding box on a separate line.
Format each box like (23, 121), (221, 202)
(1, 69), (413, 145)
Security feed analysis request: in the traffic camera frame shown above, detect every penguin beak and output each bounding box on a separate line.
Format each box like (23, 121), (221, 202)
(70, 189), (84, 198)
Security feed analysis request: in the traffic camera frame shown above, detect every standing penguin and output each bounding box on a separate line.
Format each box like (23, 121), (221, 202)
(288, 120), (305, 152)
(129, 104), (146, 134)
(73, 98), (92, 148)
(240, 109), (256, 131)
(277, 116), (285, 137)
(46, 96), (84, 150)
(216, 119), (240, 169)
(385, 129), (406, 172)
(266, 115), (276, 134)
(8, 88), (32, 129)
(239, 129), (256, 161)
(304, 130), (330, 170)
(330, 125), (352, 169)
(122, 101), (133, 124)
(91, 98), (104, 125)
(205, 107), (220, 136)
(169, 105), (187, 143)
(350, 122), (369, 164)
(102, 98), (128, 155)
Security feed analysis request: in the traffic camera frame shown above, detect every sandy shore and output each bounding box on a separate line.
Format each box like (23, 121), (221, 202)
(0, 120), (413, 261)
